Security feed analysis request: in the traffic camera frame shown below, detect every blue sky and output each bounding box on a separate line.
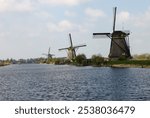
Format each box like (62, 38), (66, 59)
(0, 0), (150, 59)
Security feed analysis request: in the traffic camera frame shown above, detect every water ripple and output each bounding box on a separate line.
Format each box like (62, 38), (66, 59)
(0, 64), (150, 101)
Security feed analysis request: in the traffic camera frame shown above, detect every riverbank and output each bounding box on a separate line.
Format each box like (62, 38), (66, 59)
(72, 59), (150, 68)
(109, 64), (150, 68)
(0, 62), (10, 67)
(106, 60), (150, 68)
(1, 58), (150, 69)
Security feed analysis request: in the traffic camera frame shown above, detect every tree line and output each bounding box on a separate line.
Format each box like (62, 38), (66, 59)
(0, 53), (150, 67)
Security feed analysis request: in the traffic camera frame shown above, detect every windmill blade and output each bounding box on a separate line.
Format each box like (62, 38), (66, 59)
(69, 33), (73, 47)
(73, 44), (86, 48)
(93, 33), (111, 38)
(59, 34), (73, 51)
(113, 7), (117, 32)
(48, 47), (50, 54)
(59, 47), (69, 51)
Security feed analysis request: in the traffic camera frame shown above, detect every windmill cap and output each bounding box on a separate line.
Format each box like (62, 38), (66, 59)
(113, 30), (130, 35)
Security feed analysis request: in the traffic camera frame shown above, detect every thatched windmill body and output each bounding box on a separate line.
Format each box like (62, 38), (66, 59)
(59, 33), (86, 61)
(93, 7), (131, 59)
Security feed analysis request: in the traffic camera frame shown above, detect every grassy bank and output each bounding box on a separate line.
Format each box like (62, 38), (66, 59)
(52, 54), (150, 68)
(106, 60), (150, 68)
(0, 62), (10, 67)
(72, 58), (150, 68)
(1, 55), (149, 69)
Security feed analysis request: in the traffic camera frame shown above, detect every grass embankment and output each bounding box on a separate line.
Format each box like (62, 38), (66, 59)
(53, 54), (150, 68)
(0, 62), (10, 67)
(106, 60), (150, 68)
(0, 63), (5, 66)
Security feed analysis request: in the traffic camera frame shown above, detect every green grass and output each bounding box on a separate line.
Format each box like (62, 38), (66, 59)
(107, 60), (150, 65)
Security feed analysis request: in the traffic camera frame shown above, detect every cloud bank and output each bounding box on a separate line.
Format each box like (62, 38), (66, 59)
(38, 0), (90, 6)
(85, 8), (105, 21)
(0, 0), (33, 12)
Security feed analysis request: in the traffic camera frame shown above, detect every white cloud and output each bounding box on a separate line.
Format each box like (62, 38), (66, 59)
(65, 11), (76, 17)
(132, 8), (150, 27)
(0, 32), (9, 40)
(47, 20), (87, 32)
(85, 8), (105, 21)
(0, 0), (33, 12)
(38, 0), (90, 6)
(112, 8), (150, 29)
(48, 20), (73, 32)
(34, 11), (53, 19)
(58, 20), (73, 31)
(0, 0), (90, 12)
(111, 8), (150, 29)
(117, 11), (130, 23)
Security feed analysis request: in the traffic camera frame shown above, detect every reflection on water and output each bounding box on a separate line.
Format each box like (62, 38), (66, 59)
(0, 64), (150, 101)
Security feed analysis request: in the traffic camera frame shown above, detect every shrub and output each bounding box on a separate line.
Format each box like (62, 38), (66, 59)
(75, 54), (87, 66)
(91, 55), (104, 66)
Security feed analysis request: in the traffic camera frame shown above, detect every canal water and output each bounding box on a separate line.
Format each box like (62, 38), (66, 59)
(0, 64), (150, 101)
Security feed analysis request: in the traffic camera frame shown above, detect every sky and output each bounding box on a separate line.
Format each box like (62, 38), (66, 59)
(0, 0), (150, 59)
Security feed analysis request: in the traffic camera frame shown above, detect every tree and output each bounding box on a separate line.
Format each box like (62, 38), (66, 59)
(133, 53), (150, 60)
(91, 54), (104, 66)
(75, 54), (87, 66)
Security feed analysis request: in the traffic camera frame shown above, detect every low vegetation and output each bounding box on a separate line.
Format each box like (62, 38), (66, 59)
(91, 54), (104, 66)
(132, 53), (150, 60)
(0, 53), (150, 68)
(0, 59), (12, 66)
(73, 53), (150, 68)
(107, 60), (150, 68)
(74, 54), (87, 66)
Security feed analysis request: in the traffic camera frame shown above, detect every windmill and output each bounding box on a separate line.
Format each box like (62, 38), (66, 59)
(93, 7), (131, 59)
(42, 47), (54, 62)
(59, 33), (86, 61)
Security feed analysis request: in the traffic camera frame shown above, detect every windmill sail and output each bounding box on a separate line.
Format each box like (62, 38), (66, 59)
(59, 33), (86, 61)
(93, 33), (111, 38)
(59, 47), (69, 51)
(73, 44), (86, 48)
(113, 7), (117, 32)
(69, 33), (73, 47)
(42, 47), (54, 60)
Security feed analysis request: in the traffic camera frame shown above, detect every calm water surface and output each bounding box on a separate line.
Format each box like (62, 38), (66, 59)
(0, 64), (150, 101)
